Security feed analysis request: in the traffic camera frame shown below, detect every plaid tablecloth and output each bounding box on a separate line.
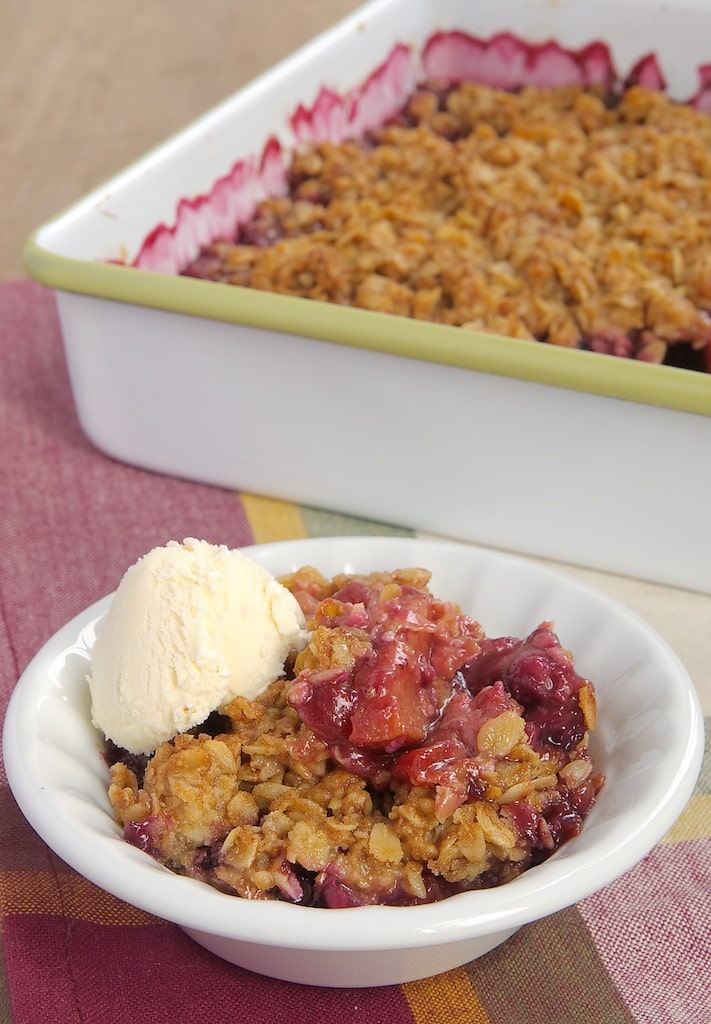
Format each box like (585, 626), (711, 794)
(0, 280), (709, 1024)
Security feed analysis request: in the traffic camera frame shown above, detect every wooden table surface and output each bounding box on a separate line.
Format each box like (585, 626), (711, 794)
(0, 0), (363, 282)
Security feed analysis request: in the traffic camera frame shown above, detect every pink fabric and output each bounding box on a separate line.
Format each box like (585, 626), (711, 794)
(579, 839), (711, 1024)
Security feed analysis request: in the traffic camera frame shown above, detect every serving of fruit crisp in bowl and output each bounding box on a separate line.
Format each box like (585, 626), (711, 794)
(3, 537), (703, 987)
(102, 545), (603, 910)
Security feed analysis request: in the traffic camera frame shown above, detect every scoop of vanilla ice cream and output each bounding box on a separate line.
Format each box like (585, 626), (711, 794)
(88, 538), (309, 755)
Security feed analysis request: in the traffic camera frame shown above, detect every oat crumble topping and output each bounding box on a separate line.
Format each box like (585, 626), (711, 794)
(184, 81), (711, 373)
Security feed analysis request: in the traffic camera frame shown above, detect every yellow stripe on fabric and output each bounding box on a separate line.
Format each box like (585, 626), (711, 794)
(662, 793), (711, 843)
(404, 965), (491, 1024)
(241, 493), (308, 544)
(0, 871), (158, 926)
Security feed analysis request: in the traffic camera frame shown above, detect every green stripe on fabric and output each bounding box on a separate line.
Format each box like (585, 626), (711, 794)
(467, 907), (637, 1024)
(696, 717), (711, 795)
(299, 505), (415, 538)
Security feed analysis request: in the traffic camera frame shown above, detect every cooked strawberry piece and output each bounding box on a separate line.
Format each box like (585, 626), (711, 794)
(348, 639), (440, 749)
(462, 623), (590, 752)
(288, 578), (482, 762)
(393, 682), (521, 815)
(289, 637), (442, 755)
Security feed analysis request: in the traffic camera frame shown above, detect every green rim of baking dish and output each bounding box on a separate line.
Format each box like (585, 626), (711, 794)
(22, 231), (711, 418)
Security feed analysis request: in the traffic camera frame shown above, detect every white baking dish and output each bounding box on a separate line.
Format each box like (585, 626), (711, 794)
(23, 0), (711, 593)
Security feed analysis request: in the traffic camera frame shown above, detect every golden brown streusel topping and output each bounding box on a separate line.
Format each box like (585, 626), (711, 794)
(185, 82), (711, 371)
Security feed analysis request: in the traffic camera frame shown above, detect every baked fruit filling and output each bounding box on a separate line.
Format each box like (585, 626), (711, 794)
(108, 567), (604, 907)
(183, 79), (711, 373)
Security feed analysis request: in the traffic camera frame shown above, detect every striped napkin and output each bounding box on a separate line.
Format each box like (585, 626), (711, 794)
(0, 280), (708, 1024)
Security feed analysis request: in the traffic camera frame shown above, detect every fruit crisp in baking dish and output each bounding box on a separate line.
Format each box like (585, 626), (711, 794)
(184, 79), (711, 374)
(107, 566), (604, 907)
